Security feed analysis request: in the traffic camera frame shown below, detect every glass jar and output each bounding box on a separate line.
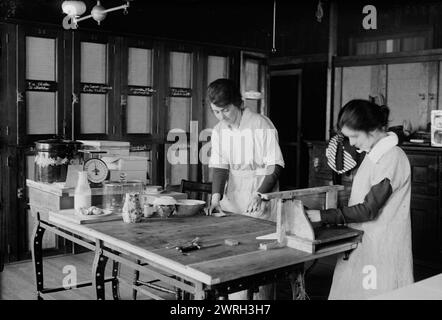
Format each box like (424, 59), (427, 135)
(103, 181), (124, 214)
(123, 180), (143, 195)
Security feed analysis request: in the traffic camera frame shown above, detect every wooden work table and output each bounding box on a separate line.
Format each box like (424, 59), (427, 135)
(29, 210), (361, 300)
(27, 180), (362, 300)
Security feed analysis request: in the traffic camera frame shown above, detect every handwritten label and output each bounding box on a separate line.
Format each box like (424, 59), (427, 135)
(169, 87), (192, 98)
(26, 80), (57, 92)
(81, 83), (112, 94)
(130, 145), (151, 152)
(128, 86), (156, 96)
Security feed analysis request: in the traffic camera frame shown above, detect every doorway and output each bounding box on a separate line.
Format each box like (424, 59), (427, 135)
(269, 69), (302, 190)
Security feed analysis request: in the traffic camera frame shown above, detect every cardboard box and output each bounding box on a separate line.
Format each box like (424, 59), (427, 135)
(109, 170), (148, 183)
(102, 156), (149, 171)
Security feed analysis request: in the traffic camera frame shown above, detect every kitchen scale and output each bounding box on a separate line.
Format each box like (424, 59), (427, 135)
(79, 150), (109, 187)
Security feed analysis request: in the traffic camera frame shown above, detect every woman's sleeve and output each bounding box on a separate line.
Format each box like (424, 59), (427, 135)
(257, 164), (283, 194)
(212, 167), (229, 196)
(320, 178), (392, 224)
(320, 152), (401, 225)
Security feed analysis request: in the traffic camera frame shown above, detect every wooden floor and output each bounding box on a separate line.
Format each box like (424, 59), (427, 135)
(0, 252), (439, 300)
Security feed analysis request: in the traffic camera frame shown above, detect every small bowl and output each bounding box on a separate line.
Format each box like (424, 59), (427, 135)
(156, 204), (176, 218)
(175, 199), (206, 216)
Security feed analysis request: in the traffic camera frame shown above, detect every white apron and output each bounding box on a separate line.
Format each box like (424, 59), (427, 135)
(220, 168), (278, 221)
(328, 133), (414, 300)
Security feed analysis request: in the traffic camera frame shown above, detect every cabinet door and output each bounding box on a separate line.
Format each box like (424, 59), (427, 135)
(240, 51), (267, 115)
(16, 26), (65, 145)
(73, 32), (117, 140)
(201, 50), (235, 182)
(121, 38), (158, 139)
(410, 196), (440, 261)
(164, 46), (195, 186)
(407, 152), (438, 196)
(387, 62), (438, 130)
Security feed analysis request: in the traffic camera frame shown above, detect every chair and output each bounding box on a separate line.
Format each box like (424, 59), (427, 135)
(180, 179), (212, 205)
(132, 180), (212, 300)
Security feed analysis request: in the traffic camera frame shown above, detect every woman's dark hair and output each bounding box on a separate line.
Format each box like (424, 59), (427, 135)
(338, 99), (390, 132)
(207, 78), (243, 108)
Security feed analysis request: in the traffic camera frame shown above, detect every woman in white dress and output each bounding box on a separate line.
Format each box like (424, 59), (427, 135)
(307, 99), (414, 299)
(207, 78), (285, 299)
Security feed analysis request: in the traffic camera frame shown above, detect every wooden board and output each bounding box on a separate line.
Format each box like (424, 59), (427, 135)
(49, 209), (122, 225)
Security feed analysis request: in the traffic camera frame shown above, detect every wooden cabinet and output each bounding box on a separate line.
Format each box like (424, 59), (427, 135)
(334, 59), (440, 132)
(387, 62), (438, 130)
(307, 141), (442, 264)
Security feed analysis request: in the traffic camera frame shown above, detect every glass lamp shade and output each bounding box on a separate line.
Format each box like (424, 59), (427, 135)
(62, 0), (87, 16)
(91, 1), (107, 24)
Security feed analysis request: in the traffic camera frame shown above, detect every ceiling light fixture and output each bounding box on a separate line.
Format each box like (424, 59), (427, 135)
(62, 0), (130, 30)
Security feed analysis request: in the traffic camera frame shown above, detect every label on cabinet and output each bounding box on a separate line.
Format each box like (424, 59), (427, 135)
(80, 83), (112, 94)
(169, 87), (192, 97)
(26, 80), (57, 92)
(128, 85), (155, 96)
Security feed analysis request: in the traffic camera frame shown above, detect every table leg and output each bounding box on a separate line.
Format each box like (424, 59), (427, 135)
(111, 253), (120, 300)
(289, 264), (306, 300)
(31, 217), (45, 300)
(92, 240), (108, 300)
(194, 283), (207, 300)
(132, 259), (141, 300)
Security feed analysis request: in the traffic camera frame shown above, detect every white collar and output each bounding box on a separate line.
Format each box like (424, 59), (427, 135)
(366, 132), (398, 163)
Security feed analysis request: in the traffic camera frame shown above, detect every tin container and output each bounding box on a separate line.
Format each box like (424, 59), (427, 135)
(34, 139), (83, 183)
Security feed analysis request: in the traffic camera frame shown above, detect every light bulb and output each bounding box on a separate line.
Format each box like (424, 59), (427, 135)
(62, 0), (86, 17)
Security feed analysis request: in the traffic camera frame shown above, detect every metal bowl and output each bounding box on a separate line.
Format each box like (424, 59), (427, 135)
(175, 199), (206, 216)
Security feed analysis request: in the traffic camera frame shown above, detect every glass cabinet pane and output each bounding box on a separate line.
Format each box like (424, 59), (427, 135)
(127, 47), (153, 134)
(26, 92), (57, 134)
(244, 58), (260, 113)
(80, 94), (107, 133)
(169, 51), (192, 131)
(80, 42), (108, 134)
(81, 42), (107, 83)
(205, 55), (229, 129)
(25, 36), (57, 134)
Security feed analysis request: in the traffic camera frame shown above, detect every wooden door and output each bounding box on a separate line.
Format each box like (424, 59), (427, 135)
(269, 69), (302, 190)
(387, 62), (438, 130)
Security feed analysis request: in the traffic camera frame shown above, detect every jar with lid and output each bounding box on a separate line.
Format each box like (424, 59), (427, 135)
(34, 139), (83, 183)
(103, 181), (124, 214)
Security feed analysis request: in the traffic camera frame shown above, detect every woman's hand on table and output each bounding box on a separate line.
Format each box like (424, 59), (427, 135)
(306, 209), (321, 223)
(208, 193), (223, 215)
(245, 193), (263, 214)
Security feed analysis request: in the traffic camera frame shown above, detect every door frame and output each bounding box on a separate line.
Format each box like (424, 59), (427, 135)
(269, 69), (302, 188)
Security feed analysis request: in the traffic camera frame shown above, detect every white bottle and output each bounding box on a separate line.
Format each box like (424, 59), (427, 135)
(74, 171), (91, 214)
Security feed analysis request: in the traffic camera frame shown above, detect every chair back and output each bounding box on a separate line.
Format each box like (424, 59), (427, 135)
(180, 180), (212, 205)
